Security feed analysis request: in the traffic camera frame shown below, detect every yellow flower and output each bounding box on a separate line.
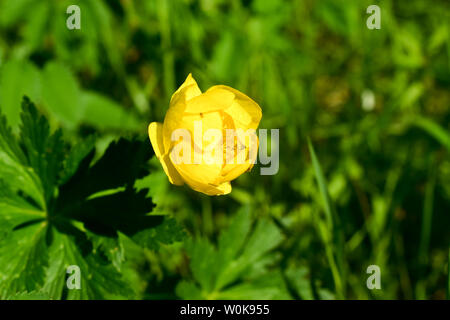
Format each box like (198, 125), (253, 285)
(148, 74), (262, 196)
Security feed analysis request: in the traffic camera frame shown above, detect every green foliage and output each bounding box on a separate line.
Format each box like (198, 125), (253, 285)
(0, 0), (449, 300)
(0, 61), (41, 129)
(0, 60), (142, 132)
(177, 208), (289, 299)
(308, 138), (345, 298)
(0, 98), (185, 299)
(41, 62), (84, 128)
(7, 291), (52, 300)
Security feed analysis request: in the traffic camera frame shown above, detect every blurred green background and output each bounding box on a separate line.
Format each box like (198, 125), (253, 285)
(0, 0), (449, 299)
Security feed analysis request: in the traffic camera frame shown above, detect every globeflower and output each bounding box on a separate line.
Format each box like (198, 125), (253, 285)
(148, 74), (262, 195)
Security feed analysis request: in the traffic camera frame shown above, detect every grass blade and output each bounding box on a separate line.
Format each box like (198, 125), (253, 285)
(307, 137), (345, 298)
(412, 116), (450, 151)
(307, 137), (334, 229)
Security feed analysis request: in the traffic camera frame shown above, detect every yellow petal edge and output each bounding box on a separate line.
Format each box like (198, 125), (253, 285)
(148, 122), (184, 186)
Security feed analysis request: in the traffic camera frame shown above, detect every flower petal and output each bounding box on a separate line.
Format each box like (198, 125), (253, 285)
(221, 162), (253, 182)
(173, 158), (229, 195)
(178, 169), (232, 196)
(190, 181), (231, 196)
(215, 182), (232, 195)
(184, 86), (235, 113)
(180, 111), (224, 141)
(170, 73), (202, 106)
(171, 151), (223, 185)
(218, 85), (262, 129)
(148, 122), (184, 186)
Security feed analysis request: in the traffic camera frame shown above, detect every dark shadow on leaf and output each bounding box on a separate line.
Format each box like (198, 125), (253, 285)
(63, 188), (158, 238)
(51, 220), (93, 258)
(12, 218), (45, 231)
(54, 137), (165, 244)
(57, 138), (153, 205)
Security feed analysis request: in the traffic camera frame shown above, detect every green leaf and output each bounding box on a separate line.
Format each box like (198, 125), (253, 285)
(59, 135), (96, 185)
(57, 138), (152, 202)
(0, 179), (45, 231)
(178, 209), (286, 299)
(0, 111), (26, 163)
(87, 231), (125, 271)
(217, 271), (290, 300)
(81, 92), (141, 131)
(58, 229), (134, 300)
(134, 164), (191, 216)
(42, 228), (69, 300)
(54, 138), (185, 253)
(41, 225), (136, 300)
(7, 290), (52, 300)
(0, 109), (44, 208)
(22, 1), (49, 53)
(412, 116), (450, 152)
(0, 60), (41, 130)
(307, 138), (334, 229)
(0, 98), (170, 299)
(0, 0), (35, 27)
(217, 207), (252, 263)
(285, 266), (314, 300)
(41, 62), (83, 128)
(185, 237), (217, 293)
(130, 216), (186, 250)
(176, 281), (203, 300)
(307, 138), (345, 298)
(0, 221), (48, 298)
(20, 97), (66, 203)
(215, 217), (284, 291)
